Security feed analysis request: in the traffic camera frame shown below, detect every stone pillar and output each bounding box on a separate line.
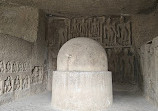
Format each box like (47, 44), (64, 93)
(52, 37), (113, 111)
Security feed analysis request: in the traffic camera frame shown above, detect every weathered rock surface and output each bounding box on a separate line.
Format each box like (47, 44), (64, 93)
(0, 10), (48, 105)
(1, 0), (157, 16)
(140, 36), (158, 106)
(0, 4), (39, 42)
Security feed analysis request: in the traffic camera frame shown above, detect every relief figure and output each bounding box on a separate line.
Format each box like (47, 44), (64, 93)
(18, 62), (23, 72)
(103, 18), (116, 46)
(12, 62), (17, 73)
(0, 61), (4, 73)
(32, 67), (39, 84)
(58, 28), (66, 48)
(6, 61), (11, 73)
(91, 18), (100, 37)
(14, 75), (20, 91)
(39, 67), (43, 82)
(116, 16), (131, 46)
(22, 76), (29, 89)
(4, 76), (12, 93)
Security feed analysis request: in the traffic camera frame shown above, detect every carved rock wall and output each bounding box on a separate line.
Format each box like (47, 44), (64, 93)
(140, 36), (158, 106)
(47, 16), (137, 91)
(0, 10), (47, 105)
(50, 16), (132, 48)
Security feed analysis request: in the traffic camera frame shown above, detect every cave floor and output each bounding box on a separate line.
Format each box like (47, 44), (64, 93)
(0, 91), (157, 111)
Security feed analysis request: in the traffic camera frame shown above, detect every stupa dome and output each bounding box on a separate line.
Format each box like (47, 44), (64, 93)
(57, 37), (108, 71)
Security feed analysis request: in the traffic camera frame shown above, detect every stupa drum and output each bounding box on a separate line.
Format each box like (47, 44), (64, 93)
(51, 37), (113, 111)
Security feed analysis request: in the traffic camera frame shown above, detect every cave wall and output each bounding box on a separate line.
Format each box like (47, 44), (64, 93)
(140, 36), (158, 106)
(2, 0), (157, 16)
(132, 7), (158, 48)
(46, 16), (137, 91)
(0, 4), (39, 42)
(47, 6), (158, 92)
(131, 7), (158, 95)
(0, 10), (47, 105)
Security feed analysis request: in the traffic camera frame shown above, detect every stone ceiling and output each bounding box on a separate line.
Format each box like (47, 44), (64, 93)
(1, 0), (157, 16)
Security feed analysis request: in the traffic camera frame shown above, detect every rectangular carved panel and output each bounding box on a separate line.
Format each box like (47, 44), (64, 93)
(48, 16), (135, 88)
(56, 16), (132, 48)
(0, 61), (45, 105)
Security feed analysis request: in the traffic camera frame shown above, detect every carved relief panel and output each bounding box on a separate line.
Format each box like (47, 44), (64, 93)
(48, 16), (134, 84)
(14, 75), (20, 91)
(55, 16), (132, 48)
(31, 66), (44, 84)
(106, 48), (135, 84)
(0, 59), (44, 97)
(0, 60), (30, 73)
(22, 75), (29, 89)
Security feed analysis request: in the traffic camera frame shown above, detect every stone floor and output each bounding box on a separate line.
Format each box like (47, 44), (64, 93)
(0, 91), (158, 111)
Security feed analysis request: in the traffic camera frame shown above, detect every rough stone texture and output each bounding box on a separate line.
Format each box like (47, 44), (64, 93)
(52, 38), (112, 111)
(57, 37), (108, 71)
(1, 0), (157, 16)
(0, 33), (32, 105)
(0, 10), (47, 105)
(132, 6), (158, 48)
(0, 4), (39, 42)
(46, 17), (64, 91)
(140, 36), (158, 106)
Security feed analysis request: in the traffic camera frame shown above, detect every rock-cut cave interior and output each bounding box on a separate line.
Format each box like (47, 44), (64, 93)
(0, 0), (158, 111)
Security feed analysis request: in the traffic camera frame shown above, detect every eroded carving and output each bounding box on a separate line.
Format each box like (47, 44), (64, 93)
(31, 66), (39, 84)
(0, 60), (29, 73)
(0, 81), (2, 95)
(106, 48), (135, 83)
(12, 62), (17, 73)
(57, 16), (132, 48)
(103, 18), (116, 46)
(14, 75), (20, 91)
(50, 16), (133, 85)
(23, 62), (27, 72)
(4, 76), (12, 93)
(31, 66), (43, 84)
(116, 16), (131, 46)
(0, 61), (5, 73)
(18, 62), (23, 72)
(91, 18), (100, 37)
(6, 61), (11, 73)
(39, 67), (43, 82)
(22, 75), (29, 89)
(0, 62), (44, 97)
